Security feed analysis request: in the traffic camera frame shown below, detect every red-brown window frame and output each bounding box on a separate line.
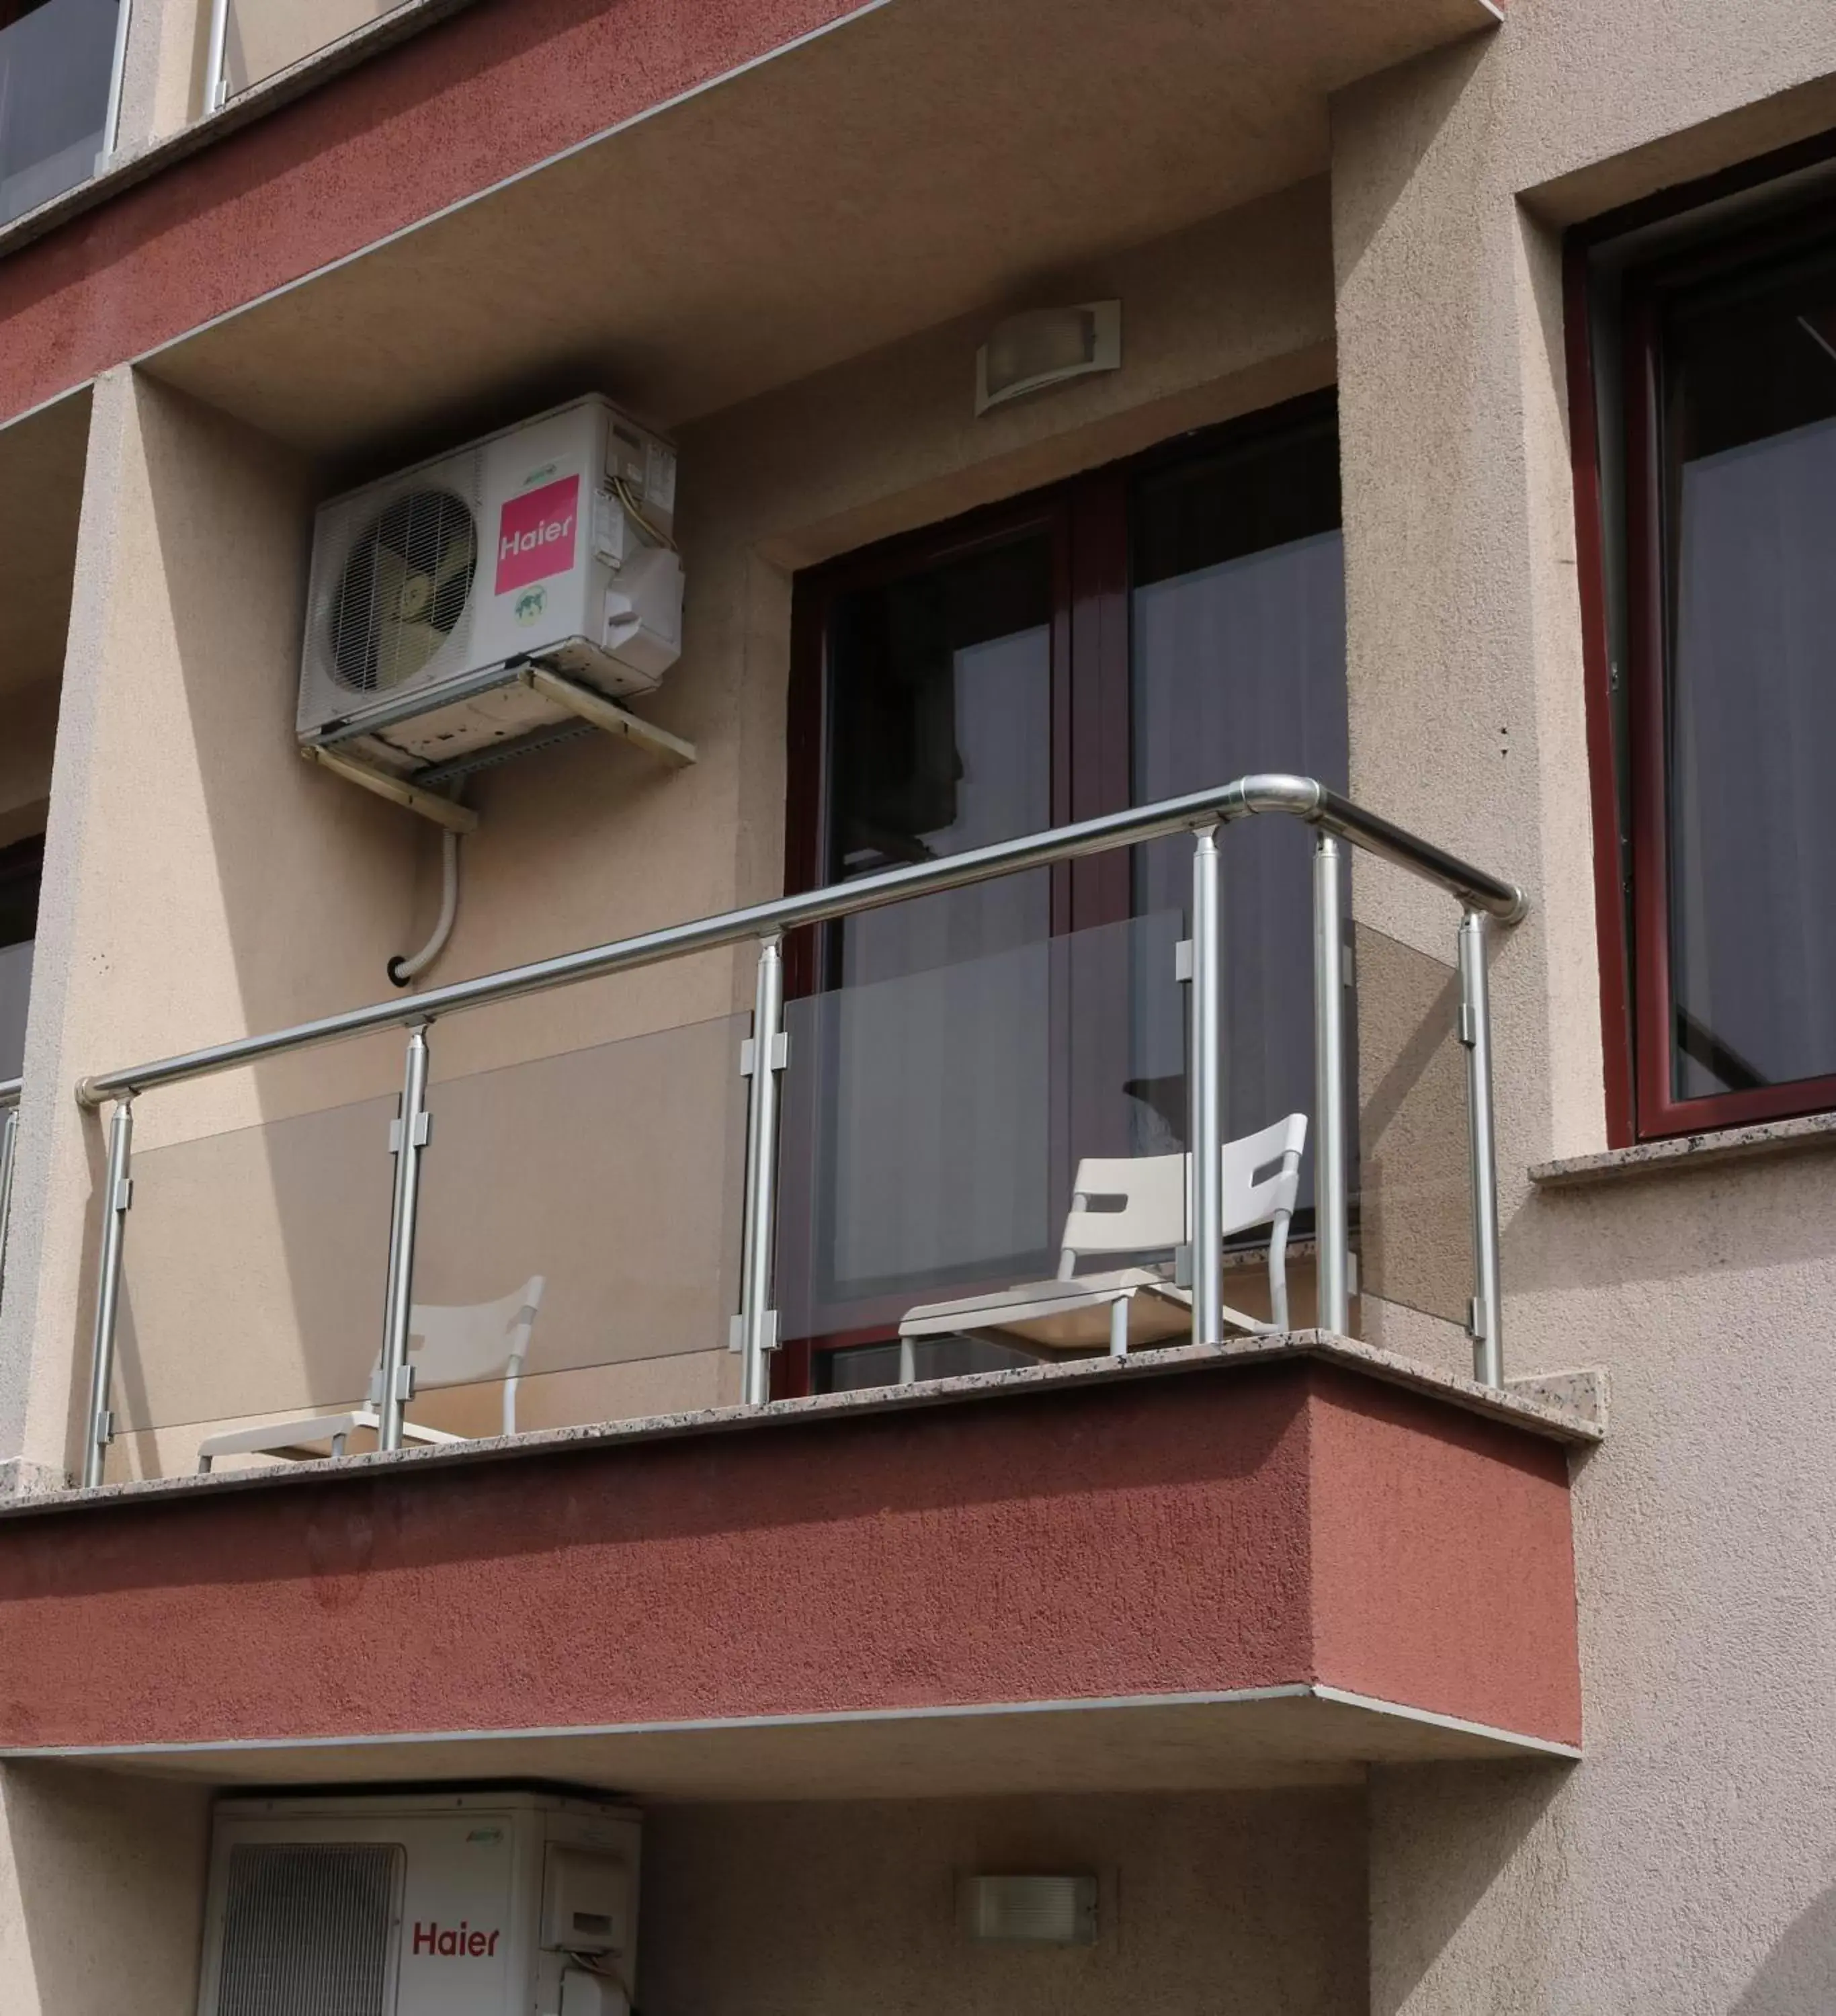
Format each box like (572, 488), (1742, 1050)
(776, 392), (1339, 1392)
(775, 473), (1129, 1395)
(1568, 128), (1836, 1144)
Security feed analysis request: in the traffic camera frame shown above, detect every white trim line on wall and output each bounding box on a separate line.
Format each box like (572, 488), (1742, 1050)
(0, 1681), (1580, 1764)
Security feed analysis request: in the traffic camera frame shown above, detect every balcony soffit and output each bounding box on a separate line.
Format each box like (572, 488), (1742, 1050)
(42, 1687), (1571, 1805)
(134, 0), (1501, 466)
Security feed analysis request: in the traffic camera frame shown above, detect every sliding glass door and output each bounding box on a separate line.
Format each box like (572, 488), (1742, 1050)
(782, 394), (1345, 1388)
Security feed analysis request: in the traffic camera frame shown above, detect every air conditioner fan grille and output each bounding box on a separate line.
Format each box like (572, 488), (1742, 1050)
(329, 487), (477, 694)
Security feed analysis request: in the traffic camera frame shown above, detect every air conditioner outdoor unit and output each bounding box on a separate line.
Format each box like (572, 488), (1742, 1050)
(298, 393), (684, 778)
(196, 1788), (641, 2016)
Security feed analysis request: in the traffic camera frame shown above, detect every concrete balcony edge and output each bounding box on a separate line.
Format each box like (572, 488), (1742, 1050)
(0, 1343), (1586, 1782)
(0, 1330), (1603, 1515)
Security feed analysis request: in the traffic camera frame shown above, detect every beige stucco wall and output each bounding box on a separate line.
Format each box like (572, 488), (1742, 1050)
(1325, 1), (1836, 2008)
(0, 177), (1338, 1482)
(4, 0), (1836, 2002)
(0, 1775), (1360, 2016)
(112, 0), (208, 150)
(1, 366), (422, 1484)
(641, 1788), (1367, 2015)
(0, 1762), (210, 2016)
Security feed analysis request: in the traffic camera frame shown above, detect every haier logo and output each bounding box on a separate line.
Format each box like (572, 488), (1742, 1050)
(495, 474), (580, 596)
(411, 1919), (503, 1958)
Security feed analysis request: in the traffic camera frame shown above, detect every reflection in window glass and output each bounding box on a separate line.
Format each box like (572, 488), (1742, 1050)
(1665, 252), (1836, 1099)
(1130, 418), (1347, 1169)
(814, 536), (1056, 1314)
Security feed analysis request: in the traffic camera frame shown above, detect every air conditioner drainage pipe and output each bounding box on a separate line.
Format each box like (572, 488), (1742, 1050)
(389, 828), (461, 987)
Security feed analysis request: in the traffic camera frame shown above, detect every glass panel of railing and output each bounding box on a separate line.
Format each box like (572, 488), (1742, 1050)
(220, 0), (410, 99)
(0, 0), (120, 224)
(407, 1011), (748, 1439)
(774, 905), (1329, 1385)
(112, 1074), (397, 1482)
(1351, 919), (1475, 1372)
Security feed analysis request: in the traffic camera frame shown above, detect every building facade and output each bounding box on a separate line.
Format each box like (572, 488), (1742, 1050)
(0, 0), (1831, 2009)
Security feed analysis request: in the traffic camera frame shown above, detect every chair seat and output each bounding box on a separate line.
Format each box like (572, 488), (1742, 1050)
(196, 1409), (464, 1472)
(901, 1270), (1281, 1352)
(900, 1269), (1192, 1351)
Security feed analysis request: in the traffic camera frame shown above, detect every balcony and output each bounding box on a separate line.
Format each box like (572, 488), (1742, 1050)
(0, 0), (125, 224)
(62, 773), (1528, 1475)
(0, 775), (1595, 1788)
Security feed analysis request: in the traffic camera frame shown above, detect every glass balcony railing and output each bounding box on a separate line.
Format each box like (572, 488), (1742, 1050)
(0, 0), (126, 225)
(72, 776), (1528, 1487)
(205, 0), (413, 110)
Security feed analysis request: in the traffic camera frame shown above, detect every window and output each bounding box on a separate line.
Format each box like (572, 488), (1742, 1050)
(0, 0), (124, 226)
(782, 396), (1345, 1388)
(0, 831), (40, 1081)
(1614, 209), (1836, 1135)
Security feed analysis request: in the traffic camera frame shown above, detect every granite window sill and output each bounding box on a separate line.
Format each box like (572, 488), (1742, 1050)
(1530, 1111), (1836, 1189)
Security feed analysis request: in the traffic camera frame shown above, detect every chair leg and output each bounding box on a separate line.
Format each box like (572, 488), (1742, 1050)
(331, 1431), (348, 1460)
(197, 1452), (214, 1475)
(1109, 1296), (1130, 1359)
(898, 1337), (917, 1384)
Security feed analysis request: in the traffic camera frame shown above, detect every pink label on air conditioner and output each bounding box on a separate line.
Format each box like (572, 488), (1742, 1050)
(494, 474), (580, 595)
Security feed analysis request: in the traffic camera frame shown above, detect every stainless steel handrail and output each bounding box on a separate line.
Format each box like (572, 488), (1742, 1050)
(77, 777), (1521, 1105)
(72, 774), (1527, 1484)
(0, 1079), (20, 1109)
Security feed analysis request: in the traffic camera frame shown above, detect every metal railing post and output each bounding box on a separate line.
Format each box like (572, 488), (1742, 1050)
(204, 0), (231, 112)
(0, 1103), (18, 1308)
(378, 1023), (431, 1451)
(1189, 827), (1224, 1347)
(735, 934), (786, 1406)
(1312, 832), (1351, 1335)
(82, 1097), (134, 1488)
(1457, 908), (1504, 1387)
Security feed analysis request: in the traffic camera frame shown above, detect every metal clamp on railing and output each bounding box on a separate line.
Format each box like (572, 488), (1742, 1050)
(70, 775), (1526, 1481)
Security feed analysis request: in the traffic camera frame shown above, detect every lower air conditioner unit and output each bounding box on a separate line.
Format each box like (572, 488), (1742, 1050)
(196, 1788), (641, 2016)
(297, 392), (685, 777)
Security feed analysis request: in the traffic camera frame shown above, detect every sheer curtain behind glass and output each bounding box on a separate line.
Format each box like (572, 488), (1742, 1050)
(1666, 266), (1836, 1099)
(814, 536), (1054, 1316)
(1130, 421), (1347, 1178)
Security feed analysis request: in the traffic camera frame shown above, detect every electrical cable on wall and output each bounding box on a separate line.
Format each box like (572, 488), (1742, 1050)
(388, 825), (462, 986)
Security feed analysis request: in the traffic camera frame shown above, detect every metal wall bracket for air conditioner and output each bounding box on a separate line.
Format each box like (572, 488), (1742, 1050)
(517, 665), (697, 771)
(301, 745), (479, 834)
(302, 669), (694, 835)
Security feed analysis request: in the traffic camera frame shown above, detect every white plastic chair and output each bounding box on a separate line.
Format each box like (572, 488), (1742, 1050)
(898, 1116), (1306, 1361)
(196, 1276), (545, 1472)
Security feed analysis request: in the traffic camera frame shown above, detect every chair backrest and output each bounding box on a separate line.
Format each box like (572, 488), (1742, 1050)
(405, 1275), (546, 1391)
(1220, 1111), (1308, 1239)
(1060, 1153), (1187, 1265)
(1058, 1115), (1308, 1272)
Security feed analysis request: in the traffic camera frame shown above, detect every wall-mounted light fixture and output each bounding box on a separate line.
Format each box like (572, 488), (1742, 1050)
(974, 302), (1122, 415)
(960, 1874), (1099, 1945)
